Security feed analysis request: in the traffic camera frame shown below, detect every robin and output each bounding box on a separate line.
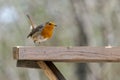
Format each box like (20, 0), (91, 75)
(27, 15), (57, 44)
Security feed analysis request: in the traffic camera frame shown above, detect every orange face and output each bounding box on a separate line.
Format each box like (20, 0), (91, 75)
(41, 22), (57, 38)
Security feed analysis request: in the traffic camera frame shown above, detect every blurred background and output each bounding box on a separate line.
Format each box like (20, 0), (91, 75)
(1, 0), (120, 80)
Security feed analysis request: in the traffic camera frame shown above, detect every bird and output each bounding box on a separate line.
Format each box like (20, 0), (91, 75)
(27, 22), (57, 44)
(26, 15), (57, 44)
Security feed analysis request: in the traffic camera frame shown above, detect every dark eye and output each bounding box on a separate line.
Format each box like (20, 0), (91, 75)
(49, 23), (52, 25)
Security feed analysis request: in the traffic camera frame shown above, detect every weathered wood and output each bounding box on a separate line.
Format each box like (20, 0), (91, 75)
(37, 61), (58, 80)
(13, 47), (19, 59)
(17, 60), (66, 80)
(45, 61), (66, 80)
(17, 60), (40, 68)
(13, 46), (120, 62)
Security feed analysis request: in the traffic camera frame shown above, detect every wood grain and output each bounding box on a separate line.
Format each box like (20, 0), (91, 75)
(13, 46), (120, 62)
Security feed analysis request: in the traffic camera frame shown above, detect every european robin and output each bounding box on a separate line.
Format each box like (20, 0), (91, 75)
(27, 15), (57, 44)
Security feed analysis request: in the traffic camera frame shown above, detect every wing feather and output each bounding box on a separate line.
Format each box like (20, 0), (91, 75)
(27, 24), (44, 38)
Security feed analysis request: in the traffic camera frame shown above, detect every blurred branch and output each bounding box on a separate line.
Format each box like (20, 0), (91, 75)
(70, 0), (88, 46)
(70, 0), (88, 80)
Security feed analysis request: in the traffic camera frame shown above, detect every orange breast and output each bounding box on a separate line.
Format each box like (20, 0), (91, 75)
(41, 26), (54, 38)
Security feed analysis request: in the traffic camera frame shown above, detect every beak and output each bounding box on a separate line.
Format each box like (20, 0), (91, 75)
(54, 25), (57, 27)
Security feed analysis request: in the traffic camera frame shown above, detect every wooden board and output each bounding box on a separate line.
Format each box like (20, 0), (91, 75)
(17, 60), (40, 68)
(13, 46), (120, 62)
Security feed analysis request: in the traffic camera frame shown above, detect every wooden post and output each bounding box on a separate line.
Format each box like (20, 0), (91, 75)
(37, 61), (58, 80)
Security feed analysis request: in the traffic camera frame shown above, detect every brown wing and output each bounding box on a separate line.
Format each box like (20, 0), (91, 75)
(27, 24), (44, 38)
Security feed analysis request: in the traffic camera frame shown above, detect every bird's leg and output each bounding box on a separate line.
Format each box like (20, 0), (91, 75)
(33, 40), (38, 46)
(34, 40), (36, 43)
(34, 43), (37, 46)
(36, 42), (41, 46)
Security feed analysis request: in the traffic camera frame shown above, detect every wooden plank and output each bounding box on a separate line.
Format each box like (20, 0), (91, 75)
(17, 60), (40, 68)
(13, 46), (120, 62)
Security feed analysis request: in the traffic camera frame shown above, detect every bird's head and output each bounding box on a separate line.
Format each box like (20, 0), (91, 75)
(45, 21), (57, 28)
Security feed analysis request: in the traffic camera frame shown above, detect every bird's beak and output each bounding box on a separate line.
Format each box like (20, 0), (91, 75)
(54, 25), (57, 27)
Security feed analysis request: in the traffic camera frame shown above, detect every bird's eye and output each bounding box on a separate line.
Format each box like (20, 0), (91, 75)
(49, 23), (52, 25)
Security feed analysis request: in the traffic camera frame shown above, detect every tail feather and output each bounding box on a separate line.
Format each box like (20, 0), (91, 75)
(27, 34), (30, 38)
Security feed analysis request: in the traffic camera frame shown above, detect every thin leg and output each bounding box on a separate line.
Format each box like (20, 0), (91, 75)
(34, 40), (36, 44)
(34, 41), (39, 46)
(38, 42), (41, 45)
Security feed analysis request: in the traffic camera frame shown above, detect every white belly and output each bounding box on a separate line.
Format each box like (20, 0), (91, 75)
(37, 38), (48, 42)
(31, 35), (48, 43)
